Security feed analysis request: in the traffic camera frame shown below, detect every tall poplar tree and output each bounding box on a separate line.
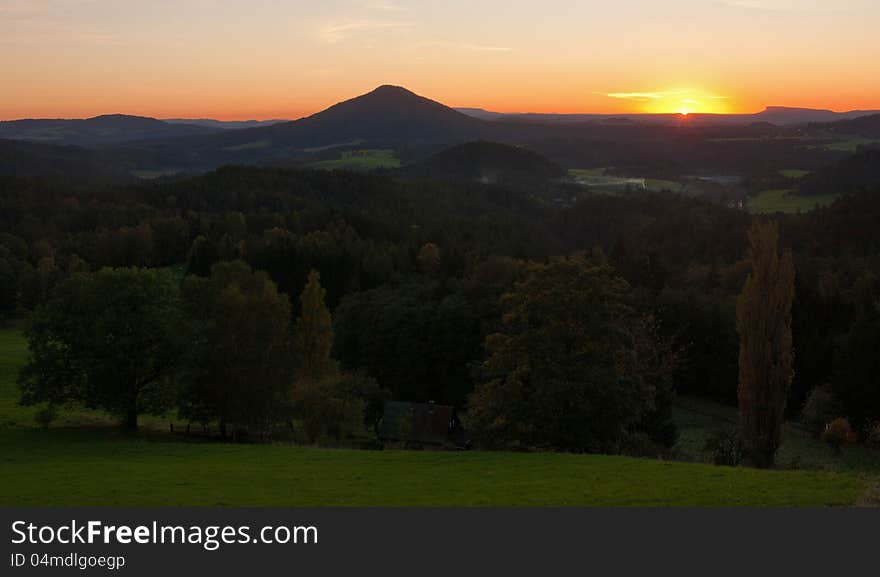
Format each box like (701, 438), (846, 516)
(736, 221), (795, 468)
(295, 270), (336, 380)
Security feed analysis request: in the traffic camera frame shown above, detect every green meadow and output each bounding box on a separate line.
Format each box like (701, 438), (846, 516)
(0, 328), (873, 507)
(308, 149), (401, 170)
(749, 189), (839, 214)
(779, 169), (811, 179)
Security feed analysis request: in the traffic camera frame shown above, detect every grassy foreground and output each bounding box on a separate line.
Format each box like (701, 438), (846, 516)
(0, 328), (870, 507)
(0, 428), (865, 507)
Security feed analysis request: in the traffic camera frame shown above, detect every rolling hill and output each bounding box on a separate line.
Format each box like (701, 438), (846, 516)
(0, 114), (219, 146)
(0, 139), (132, 182)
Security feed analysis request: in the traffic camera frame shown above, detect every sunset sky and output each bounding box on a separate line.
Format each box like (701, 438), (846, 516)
(1, 0), (878, 120)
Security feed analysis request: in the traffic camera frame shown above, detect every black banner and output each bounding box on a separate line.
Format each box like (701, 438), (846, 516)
(1, 508), (875, 575)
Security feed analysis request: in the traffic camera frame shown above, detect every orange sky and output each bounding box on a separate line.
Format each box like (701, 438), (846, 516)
(1, 0), (879, 120)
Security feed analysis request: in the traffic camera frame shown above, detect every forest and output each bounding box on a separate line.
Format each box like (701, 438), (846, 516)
(2, 147), (879, 465)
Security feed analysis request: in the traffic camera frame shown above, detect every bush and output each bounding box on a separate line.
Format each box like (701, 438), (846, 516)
(704, 427), (743, 466)
(34, 405), (56, 428)
(800, 384), (841, 434)
(292, 377), (366, 444)
(864, 421), (880, 448)
(822, 418), (858, 453)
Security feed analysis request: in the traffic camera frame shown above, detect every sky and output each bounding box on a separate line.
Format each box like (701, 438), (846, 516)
(1, 0), (878, 120)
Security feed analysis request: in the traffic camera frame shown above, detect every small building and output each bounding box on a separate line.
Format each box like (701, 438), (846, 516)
(377, 401), (469, 448)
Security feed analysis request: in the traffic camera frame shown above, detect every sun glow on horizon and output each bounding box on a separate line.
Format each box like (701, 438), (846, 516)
(1, 1), (878, 119)
(605, 87), (734, 115)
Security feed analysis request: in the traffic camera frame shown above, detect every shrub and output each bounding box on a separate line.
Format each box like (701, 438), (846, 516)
(800, 384), (842, 434)
(865, 421), (880, 448)
(704, 427), (743, 466)
(822, 418), (858, 453)
(34, 405), (56, 428)
(293, 377), (366, 444)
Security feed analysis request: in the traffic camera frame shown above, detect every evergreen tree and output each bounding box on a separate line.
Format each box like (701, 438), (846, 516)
(736, 221), (795, 468)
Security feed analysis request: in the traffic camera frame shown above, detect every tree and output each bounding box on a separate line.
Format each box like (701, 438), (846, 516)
(736, 221), (795, 468)
(180, 261), (292, 438)
(18, 267), (183, 429)
(467, 255), (676, 453)
(294, 270), (336, 381)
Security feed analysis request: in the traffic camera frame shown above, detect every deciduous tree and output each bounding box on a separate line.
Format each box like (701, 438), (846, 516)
(18, 267), (183, 429)
(736, 221), (795, 468)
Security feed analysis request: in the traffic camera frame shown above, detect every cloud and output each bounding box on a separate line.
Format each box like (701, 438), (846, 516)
(0, 0), (96, 16)
(715, 0), (864, 12)
(415, 40), (511, 53)
(318, 19), (413, 43)
(602, 91), (684, 102)
(363, 0), (407, 12)
(0, 16), (117, 46)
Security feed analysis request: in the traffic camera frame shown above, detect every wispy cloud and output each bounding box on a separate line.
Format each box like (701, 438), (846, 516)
(363, 0), (407, 12)
(0, 0), (96, 16)
(0, 17), (117, 46)
(602, 91), (685, 102)
(318, 19), (413, 43)
(415, 40), (511, 53)
(715, 0), (861, 13)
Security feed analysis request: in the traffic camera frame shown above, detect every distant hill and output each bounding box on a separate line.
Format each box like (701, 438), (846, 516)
(408, 141), (565, 184)
(163, 118), (291, 130)
(753, 106), (879, 125)
(0, 114), (219, 146)
(456, 106), (880, 127)
(815, 113), (880, 138)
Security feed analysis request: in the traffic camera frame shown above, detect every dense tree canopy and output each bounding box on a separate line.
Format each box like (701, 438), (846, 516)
(18, 267), (183, 428)
(467, 255), (676, 453)
(180, 261), (292, 437)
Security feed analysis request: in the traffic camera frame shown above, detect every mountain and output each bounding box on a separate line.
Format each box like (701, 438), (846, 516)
(0, 114), (219, 146)
(144, 85), (492, 169)
(226, 85), (487, 148)
(408, 141), (565, 184)
(163, 118), (291, 130)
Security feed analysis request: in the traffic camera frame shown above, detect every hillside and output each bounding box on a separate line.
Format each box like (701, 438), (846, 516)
(0, 139), (132, 182)
(409, 141), (565, 183)
(0, 114), (218, 146)
(818, 113), (880, 138)
(799, 148), (880, 196)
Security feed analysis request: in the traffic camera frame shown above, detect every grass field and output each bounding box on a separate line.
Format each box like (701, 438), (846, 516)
(0, 428), (866, 506)
(823, 138), (880, 152)
(0, 328), (873, 506)
(749, 189), (839, 214)
(308, 149), (401, 170)
(779, 169), (810, 179)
